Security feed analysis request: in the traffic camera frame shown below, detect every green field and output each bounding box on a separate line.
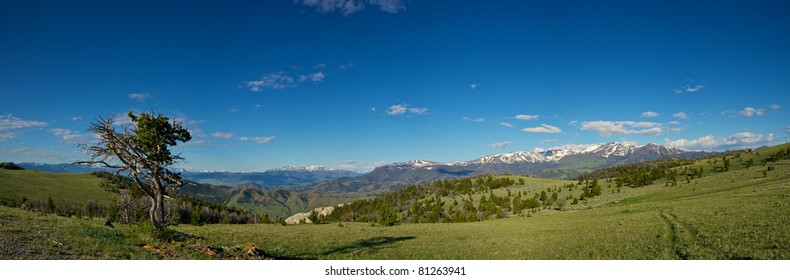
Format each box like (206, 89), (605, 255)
(1, 143), (789, 259)
(0, 169), (115, 208)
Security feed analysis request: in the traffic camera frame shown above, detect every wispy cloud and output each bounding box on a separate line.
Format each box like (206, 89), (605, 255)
(499, 122), (513, 128)
(770, 104), (781, 110)
(212, 131), (234, 139)
(339, 63), (355, 70)
(0, 114), (48, 131)
(673, 82), (704, 93)
(462, 117), (485, 123)
(666, 132), (775, 151)
(667, 121), (681, 125)
(298, 72), (326, 82)
(580, 121), (667, 137)
(513, 114), (539, 121)
(786, 126), (790, 135)
(71, 116), (83, 122)
(296, 0), (406, 16)
(737, 107), (767, 117)
(239, 136), (276, 144)
(128, 92), (150, 102)
(386, 104), (428, 116)
(470, 83), (479, 90)
(254, 104), (263, 109)
(246, 72), (296, 91)
(672, 112), (689, 120)
(641, 111), (659, 118)
(522, 124), (562, 134)
(49, 128), (97, 144)
(486, 141), (513, 149)
(111, 113), (134, 127)
(0, 133), (16, 142)
(541, 139), (557, 145)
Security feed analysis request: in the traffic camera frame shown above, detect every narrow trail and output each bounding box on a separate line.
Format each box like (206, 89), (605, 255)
(660, 210), (692, 259)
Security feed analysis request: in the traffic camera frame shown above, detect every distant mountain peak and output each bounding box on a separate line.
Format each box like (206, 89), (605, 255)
(388, 160), (441, 168)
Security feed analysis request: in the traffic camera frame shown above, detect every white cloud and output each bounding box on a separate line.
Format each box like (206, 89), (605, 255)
(672, 112), (689, 120)
(470, 84), (479, 90)
(296, 0), (405, 16)
(522, 124), (562, 134)
(387, 104), (407, 116)
(371, 107), (376, 112)
(111, 113), (133, 127)
(386, 104), (428, 116)
(238, 136), (274, 144)
(254, 104), (263, 109)
(298, 72), (326, 82)
(128, 92), (150, 102)
(229, 106), (239, 113)
(666, 132), (775, 151)
(786, 126), (790, 135)
(737, 107), (767, 117)
(408, 107), (428, 115)
(462, 117), (485, 123)
(513, 114), (539, 121)
(541, 139), (557, 145)
(770, 104), (781, 110)
(667, 121), (680, 125)
(499, 122), (513, 128)
(641, 111), (659, 118)
(211, 132), (234, 139)
(246, 72), (296, 91)
(674, 84), (704, 93)
(486, 141), (513, 149)
(0, 114), (48, 131)
(71, 116), (83, 122)
(49, 128), (97, 144)
(580, 121), (666, 137)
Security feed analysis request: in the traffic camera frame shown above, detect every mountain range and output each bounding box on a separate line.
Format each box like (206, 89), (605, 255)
(297, 142), (710, 193)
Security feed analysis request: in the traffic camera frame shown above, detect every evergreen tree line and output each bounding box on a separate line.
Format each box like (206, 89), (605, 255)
(577, 158), (696, 188)
(324, 175), (604, 225)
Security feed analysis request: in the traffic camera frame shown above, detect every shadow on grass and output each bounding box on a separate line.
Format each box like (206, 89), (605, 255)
(322, 236), (416, 256)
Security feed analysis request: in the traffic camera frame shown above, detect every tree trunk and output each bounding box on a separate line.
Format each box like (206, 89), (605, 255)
(149, 190), (166, 229)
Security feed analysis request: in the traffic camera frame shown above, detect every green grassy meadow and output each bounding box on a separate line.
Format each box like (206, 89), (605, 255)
(0, 169), (115, 208)
(1, 143), (789, 259)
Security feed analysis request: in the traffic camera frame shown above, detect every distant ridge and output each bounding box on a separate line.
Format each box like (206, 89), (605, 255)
(299, 142), (710, 193)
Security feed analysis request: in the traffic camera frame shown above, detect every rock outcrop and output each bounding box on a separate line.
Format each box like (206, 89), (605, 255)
(284, 206), (335, 224)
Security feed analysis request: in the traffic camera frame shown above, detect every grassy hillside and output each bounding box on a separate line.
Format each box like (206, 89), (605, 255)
(2, 143), (789, 259)
(172, 143), (790, 259)
(0, 169), (115, 208)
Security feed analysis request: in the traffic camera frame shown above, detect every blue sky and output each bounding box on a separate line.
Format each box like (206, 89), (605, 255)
(1, 0), (789, 172)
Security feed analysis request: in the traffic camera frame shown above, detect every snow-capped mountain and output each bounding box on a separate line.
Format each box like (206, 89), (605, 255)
(443, 142), (683, 167)
(303, 142), (706, 193)
(389, 160), (442, 169)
